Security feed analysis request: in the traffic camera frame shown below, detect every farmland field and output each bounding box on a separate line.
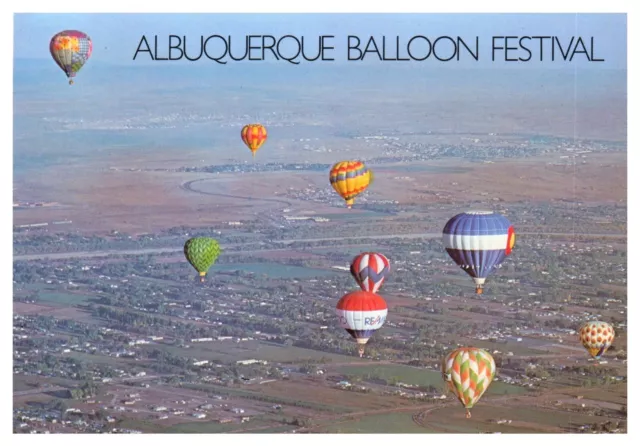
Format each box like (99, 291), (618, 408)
(209, 263), (340, 279)
(336, 364), (530, 396)
(421, 402), (616, 433)
(142, 341), (368, 364)
(37, 292), (94, 306)
(316, 412), (435, 433)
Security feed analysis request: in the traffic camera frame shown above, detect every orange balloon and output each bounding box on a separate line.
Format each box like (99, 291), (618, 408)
(241, 124), (267, 157)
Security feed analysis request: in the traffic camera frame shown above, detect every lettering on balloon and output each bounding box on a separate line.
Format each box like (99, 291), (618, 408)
(364, 315), (385, 326)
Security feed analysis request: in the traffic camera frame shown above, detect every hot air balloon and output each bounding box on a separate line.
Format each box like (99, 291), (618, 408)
(350, 252), (390, 294)
(329, 160), (371, 209)
(49, 30), (93, 85)
(184, 237), (222, 283)
(579, 321), (615, 364)
(442, 210), (515, 294)
(241, 124), (267, 158)
(442, 347), (496, 419)
(335, 290), (387, 357)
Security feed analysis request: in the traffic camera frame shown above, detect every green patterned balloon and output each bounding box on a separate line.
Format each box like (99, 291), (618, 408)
(184, 237), (222, 282)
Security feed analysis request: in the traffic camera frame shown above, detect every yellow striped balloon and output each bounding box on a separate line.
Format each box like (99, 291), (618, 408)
(329, 160), (371, 209)
(442, 347), (496, 418)
(579, 320), (615, 362)
(241, 124), (267, 157)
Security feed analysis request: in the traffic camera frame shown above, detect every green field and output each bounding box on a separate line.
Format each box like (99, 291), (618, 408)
(253, 343), (367, 363)
(24, 290), (94, 306)
(68, 351), (139, 366)
(449, 337), (550, 356)
(143, 341), (367, 364)
(316, 412), (434, 433)
(13, 375), (36, 392)
(336, 364), (529, 396)
(247, 425), (294, 433)
(426, 404), (615, 433)
(163, 418), (271, 433)
(15, 284), (95, 307)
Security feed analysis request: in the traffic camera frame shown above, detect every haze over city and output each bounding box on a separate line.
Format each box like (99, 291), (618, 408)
(12, 12), (627, 434)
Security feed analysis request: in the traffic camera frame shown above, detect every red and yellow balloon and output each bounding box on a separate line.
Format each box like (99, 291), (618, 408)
(241, 124), (268, 158)
(329, 160), (372, 209)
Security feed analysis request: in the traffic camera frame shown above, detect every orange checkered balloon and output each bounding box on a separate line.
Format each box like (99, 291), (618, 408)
(578, 321), (615, 361)
(442, 347), (496, 419)
(241, 124), (267, 158)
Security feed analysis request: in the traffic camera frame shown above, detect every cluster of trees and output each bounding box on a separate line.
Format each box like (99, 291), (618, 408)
(70, 381), (98, 400)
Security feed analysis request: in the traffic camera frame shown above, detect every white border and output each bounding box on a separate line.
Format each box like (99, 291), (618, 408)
(3, 2), (634, 445)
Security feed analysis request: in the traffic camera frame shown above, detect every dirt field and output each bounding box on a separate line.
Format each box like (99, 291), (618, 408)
(369, 153), (626, 205)
(13, 150), (626, 235)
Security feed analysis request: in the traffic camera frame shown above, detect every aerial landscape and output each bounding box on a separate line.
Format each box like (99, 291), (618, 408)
(12, 13), (627, 434)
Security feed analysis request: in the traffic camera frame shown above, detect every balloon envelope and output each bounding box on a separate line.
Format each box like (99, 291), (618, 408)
(335, 290), (387, 357)
(49, 30), (92, 84)
(329, 160), (371, 208)
(350, 252), (390, 294)
(442, 210), (515, 294)
(442, 347), (496, 418)
(241, 124), (267, 157)
(579, 321), (615, 360)
(184, 237), (222, 282)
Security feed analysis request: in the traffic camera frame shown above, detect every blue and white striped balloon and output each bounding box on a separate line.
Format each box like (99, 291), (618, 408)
(442, 210), (516, 294)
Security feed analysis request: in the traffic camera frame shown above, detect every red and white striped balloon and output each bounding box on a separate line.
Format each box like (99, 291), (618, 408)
(350, 252), (390, 294)
(335, 290), (388, 357)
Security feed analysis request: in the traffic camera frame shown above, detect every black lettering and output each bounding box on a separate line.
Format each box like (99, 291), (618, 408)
(277, 35), (301, 65)
(247, 35), (262, 61)
(203, 35), (228, 64)
(503, 36), (518, 62)
(363, 37), (382, 60)
(262, 35), (278, 61)
(432, 36), (457, 62)
(407, 36), (431, 61)
(154, 35), (168, 61)
(228, 35), (248, 61)
(183, 36), (204, 61)
(133, 35), (154, 60)
(168, 35), (183, 61)
(570, 37), (590, 61)
(518, 36), (532, 62)
(555, 36), (575, 61)
(321, 35), (335, 61)
(458, 37), (478, 61)
(590, 37), (605, 62)
(492, 36), (504, 62)
(394, 36), (410, 61)
(532, 36), (550, 61)
(302, 36), (323, 62)
(347, 35), (362, 60)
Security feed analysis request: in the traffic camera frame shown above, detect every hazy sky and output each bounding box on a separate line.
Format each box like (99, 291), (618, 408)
(14, 13), (626, 68)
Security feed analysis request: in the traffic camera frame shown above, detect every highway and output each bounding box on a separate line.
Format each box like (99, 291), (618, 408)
(13, 231), (624, 262)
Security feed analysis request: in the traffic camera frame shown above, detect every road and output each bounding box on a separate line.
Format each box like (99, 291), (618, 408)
(13, 374), (171, 398)
(13, 231), (625, 262)
(181, 179), (294, 206)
